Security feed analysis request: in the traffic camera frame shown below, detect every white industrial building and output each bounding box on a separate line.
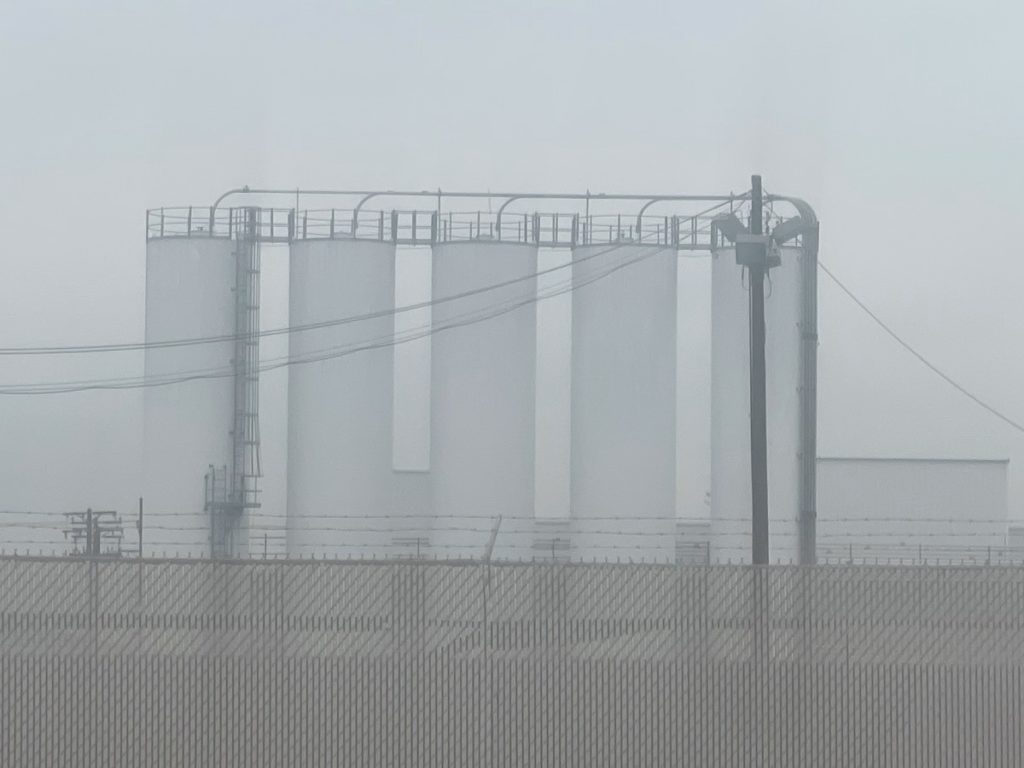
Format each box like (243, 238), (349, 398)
(675, 457), (1010, 564)
(816, 457), (1009, 563)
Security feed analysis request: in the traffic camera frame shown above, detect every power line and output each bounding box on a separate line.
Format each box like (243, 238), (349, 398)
(1, 244), (658, 393)
(0, 235), (692, 356)
(10, 242), (1019, 439)
(819, 261), (1024, 435)
(2, 198), (738, 357)
(0, 244), (671, 394)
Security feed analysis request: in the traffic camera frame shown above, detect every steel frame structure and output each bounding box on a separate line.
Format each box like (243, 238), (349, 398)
(147, 185), (819, 564)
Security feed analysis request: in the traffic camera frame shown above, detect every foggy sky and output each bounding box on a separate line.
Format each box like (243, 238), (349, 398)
(3, 0), (1024, 527)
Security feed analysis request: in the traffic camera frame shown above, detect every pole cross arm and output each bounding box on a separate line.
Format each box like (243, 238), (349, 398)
(770, 215), (810, 245)
(711, 213), (748, 244)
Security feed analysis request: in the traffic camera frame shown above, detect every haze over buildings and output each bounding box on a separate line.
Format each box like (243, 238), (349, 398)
(3, 0), (1024, 550)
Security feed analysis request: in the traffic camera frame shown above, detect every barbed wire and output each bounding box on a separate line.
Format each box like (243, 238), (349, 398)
(0, 510), (1015, 524)
(3, 542), (1024, 568)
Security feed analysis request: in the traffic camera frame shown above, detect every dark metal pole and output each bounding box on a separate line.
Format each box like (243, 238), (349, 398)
(746, 178), (770, 764)
(207, 468), (216, 560)
(137, 497), (144, 609)
(86, 507), (95, 557)
(749, 176), (770, 565)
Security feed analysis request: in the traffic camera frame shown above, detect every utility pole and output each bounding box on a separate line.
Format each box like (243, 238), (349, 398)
(736, 176), (774, 565)
(86, 507), (96, 557)
(737, 177), (775, 762)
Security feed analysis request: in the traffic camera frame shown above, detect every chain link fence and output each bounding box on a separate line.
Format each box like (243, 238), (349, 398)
(3, 556), (1024, 765)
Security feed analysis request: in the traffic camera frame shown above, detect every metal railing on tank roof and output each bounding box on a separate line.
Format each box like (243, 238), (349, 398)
(293, 208), (389, 240)
(290, 208), (741, 249)
(146, 206), (293, 242)
(197, 185), (823, 251)
(148, 201), (802, 251)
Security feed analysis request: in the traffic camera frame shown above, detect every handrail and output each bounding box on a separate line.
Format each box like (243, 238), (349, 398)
(213, 187), (745, 214)
(209, 186), (820, 245)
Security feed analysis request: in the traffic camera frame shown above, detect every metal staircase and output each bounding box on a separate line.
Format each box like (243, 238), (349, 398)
(205, 207), (263, 558)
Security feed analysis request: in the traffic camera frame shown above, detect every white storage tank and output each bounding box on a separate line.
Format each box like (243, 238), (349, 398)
(676, 254), (712, 522)
(143, 232), (236, 556)
(710, 245), (803, 562)
(570, 243), (677, 561)
(287, 237), (397, 559)
(430, 241), (538, 559)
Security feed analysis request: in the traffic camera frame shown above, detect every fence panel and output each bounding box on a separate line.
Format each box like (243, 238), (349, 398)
(2, 557), (1023, 765)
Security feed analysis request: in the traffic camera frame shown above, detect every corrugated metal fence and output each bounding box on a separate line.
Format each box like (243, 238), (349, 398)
(2, 556), (1023, 765)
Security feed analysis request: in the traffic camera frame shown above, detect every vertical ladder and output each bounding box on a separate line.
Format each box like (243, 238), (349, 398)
(231, 207), (262, 512)
(209, 207), (263, 558)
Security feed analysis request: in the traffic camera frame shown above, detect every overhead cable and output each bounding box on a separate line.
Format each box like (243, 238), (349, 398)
(0, 239), (663, 356)
(819, 261), (1024, 435)
(0, 244), (669, 394)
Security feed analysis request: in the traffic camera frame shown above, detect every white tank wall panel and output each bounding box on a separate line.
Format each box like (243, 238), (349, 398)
(392, 247), (432, 472)
(534, 247), (573, 521)
(570, 244), (677, 561)
(245, 248), (290, 558)
(710, 246), (803, 562)
(287, 239), (397, 558)
(143, 236), (237, 556)
(430, 242), (538, 559)
(709, 247), (751, 561)
(677, 255), (712, 520)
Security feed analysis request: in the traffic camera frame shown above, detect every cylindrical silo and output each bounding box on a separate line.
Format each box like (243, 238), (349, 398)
(570, 243), (677, 562)
(287, 237), (397, 559)
(676, 254), (712, 522)
(143, 234), (237, 556)
(710, 245), (802, 562)
(430, 241), (538, 559)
